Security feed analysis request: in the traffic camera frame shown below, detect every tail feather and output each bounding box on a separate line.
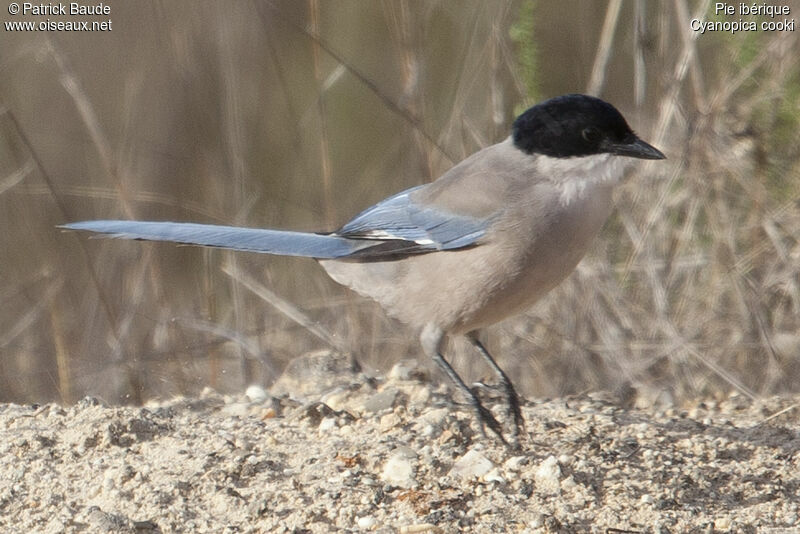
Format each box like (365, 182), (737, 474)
(59, 220), (373, 259)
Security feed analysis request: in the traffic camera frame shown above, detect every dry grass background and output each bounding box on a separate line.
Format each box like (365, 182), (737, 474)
(0, 1), (798, 407)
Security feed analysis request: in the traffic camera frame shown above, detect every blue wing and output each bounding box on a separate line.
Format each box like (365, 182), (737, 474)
(336, 185), (491, 251)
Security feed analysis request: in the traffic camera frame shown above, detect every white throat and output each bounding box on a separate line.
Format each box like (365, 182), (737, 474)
(535, 153), (627, 206)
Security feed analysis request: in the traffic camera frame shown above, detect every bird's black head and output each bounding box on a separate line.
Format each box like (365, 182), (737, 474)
(512, 94), (665, 160)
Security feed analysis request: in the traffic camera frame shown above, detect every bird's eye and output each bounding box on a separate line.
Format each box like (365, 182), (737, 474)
(581, 127), (600, 143)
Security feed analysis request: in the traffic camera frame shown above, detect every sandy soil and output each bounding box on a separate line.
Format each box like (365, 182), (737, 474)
(2, 353), (799, 533)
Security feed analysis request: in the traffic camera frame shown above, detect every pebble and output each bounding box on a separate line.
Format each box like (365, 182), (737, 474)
(388, 361), (416, 381)
(363, 389), (397, 413)
(318, 417), (338, 433)
(417, 407), (449, 428)
(321, 388), (351, 411)
(503, 455), (528, 471)
(714, 517), (731, 530)
(356, 515), (376, 529)
(483, 467), (506, 484)
(534, 455), (561, 494)
(381, 451), (417, 488)
(450, 449), (494, 479)
(380, 413), (402, 431)
(408, 385), (431, 405)
(244, 385), (269, 404)
(399, 524), (441, 533)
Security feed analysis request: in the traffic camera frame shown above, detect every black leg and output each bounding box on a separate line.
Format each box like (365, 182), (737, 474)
(468, 335), (525, 446)
(429, 350), (509, 447)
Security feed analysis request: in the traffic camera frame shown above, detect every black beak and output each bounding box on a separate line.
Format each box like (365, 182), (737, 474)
(604, 137), (666, 160)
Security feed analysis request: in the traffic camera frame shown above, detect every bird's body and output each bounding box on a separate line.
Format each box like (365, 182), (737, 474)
(321, 137), (620, 335)
(62, 94), (665, 447)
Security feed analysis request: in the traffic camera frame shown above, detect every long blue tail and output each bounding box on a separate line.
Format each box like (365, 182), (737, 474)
(59, 220), (375, 259)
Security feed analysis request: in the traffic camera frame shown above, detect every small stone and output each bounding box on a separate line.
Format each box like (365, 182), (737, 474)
(534, 455), (561, 494)
(321, 388), (351, 411)
(439, 429), (456, 444)
(271, 350), (359, 396)
(418, 407), (449, 428)
(560, 475), (576, 491)
(399, 524), (441, 534)
(714, 517), (731, 530)
(357, 515), (376, 529)
(503, 456), (528, 472)
(450, 449), (494, 479)
(379, 413), (401, 431)
(363, 389), (397, 413)
(408, 385), (431, 405)
(483, 467), (505, 484)
(393, 446), (418, 459)
(318, 417), (337, 433)
(382, 451), (417, 488)
(245, 385), (269, 403)
(388, 361), (416, 381)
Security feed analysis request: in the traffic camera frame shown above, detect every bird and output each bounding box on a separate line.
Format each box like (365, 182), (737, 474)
(61, 93), (665, 448)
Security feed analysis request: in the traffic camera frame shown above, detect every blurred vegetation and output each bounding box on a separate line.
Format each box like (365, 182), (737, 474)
(509, 0), (540, 110)
(0, 1), (798, 407)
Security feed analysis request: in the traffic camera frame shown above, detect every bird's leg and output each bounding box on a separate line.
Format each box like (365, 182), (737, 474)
(420, 324), (508, 446)
(467, 332), (525, 447)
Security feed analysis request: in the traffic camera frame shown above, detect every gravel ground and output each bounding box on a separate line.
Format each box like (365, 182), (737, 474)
(2, 354), (799, 533)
